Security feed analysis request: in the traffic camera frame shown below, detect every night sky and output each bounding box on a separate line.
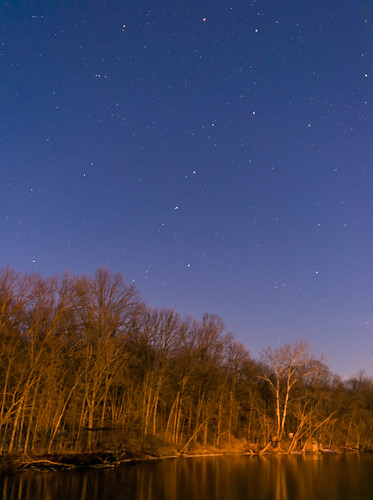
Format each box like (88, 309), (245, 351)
(1, 1), (372, 378)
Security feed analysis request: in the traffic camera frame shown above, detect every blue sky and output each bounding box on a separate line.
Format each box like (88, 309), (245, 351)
(1, 0), (372, 377)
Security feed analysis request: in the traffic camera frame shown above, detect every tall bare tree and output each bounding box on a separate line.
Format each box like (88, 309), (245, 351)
(260, 340), (322, 444)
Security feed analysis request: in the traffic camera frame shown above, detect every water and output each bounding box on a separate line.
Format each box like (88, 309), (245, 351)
(1, 454), (373, 500)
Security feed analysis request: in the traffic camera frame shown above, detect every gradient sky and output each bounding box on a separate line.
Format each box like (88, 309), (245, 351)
(1, 0), (372, 378)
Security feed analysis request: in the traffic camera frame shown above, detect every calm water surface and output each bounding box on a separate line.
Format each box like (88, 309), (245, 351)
(1, 454), (373, 500)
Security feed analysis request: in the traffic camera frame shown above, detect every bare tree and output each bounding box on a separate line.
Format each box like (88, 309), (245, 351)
(260, 340), (322, 444)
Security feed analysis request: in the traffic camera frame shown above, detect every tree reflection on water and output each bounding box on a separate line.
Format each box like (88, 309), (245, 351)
(1, 454), (373, 500)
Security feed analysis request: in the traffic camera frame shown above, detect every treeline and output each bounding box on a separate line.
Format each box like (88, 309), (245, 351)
(0, 266), (372, 455)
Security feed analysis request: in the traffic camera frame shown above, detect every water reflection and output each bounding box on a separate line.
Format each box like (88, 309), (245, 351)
(1, 454), (373, 500)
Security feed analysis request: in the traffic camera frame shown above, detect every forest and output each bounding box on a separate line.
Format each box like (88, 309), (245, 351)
(0, 266), (372, 457)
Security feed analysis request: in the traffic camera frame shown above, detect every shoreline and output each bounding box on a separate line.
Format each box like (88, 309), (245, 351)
(0, 446), (368, 476)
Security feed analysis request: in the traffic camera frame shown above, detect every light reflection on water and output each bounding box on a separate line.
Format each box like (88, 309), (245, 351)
(1, 454), (373, 500)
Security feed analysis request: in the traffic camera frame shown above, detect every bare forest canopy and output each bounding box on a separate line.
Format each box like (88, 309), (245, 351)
(0, 266), (372, 455)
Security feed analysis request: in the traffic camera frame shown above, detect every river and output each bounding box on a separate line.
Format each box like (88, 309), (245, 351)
(1, 453), (373, 499)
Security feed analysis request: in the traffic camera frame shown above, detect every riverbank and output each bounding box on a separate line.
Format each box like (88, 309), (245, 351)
(0, 449), (166, 475)
(0, 442), (368, 476)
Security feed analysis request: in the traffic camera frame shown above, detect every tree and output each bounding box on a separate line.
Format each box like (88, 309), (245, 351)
(259, 340), (322, 444)
(72, 268), (142, 450)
